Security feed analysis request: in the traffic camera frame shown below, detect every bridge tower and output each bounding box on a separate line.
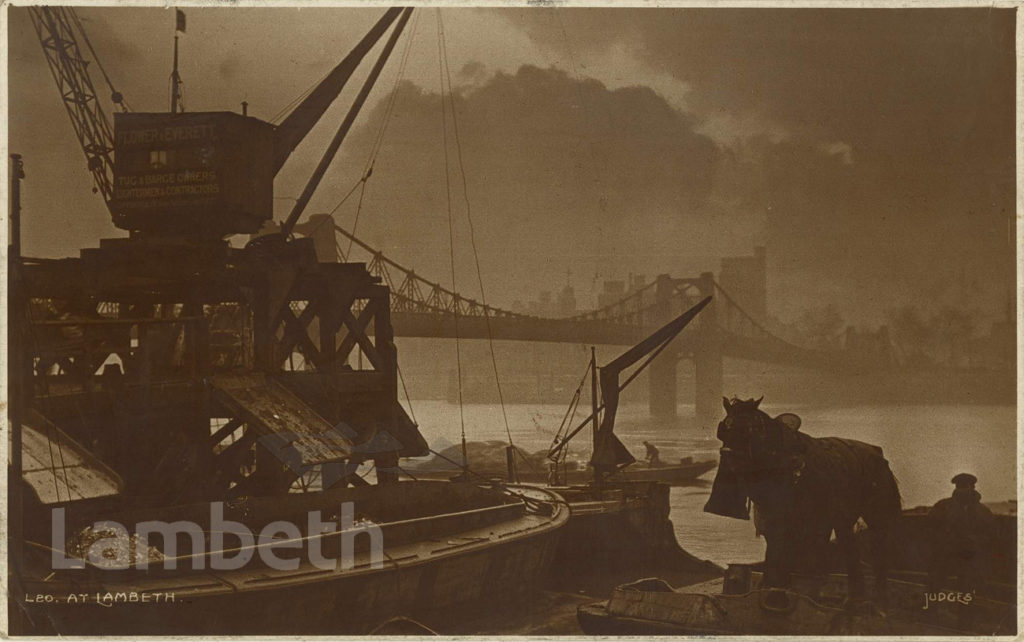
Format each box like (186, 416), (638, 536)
(694, 271), (723, 429)
(649, 274), (680, 418)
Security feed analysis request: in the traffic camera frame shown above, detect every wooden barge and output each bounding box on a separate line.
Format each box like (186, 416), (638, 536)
(17, 481), (566, 635)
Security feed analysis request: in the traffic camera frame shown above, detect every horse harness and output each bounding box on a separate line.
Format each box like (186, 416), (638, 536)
(719, 410), (806, 489)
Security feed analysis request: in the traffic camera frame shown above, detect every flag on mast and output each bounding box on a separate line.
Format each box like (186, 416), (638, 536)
(175, 9), (186, 33)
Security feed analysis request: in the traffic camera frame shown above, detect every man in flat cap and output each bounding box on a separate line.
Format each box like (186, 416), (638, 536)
(926, 472), (995, 594)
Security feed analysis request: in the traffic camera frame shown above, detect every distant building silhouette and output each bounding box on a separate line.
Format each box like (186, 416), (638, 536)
(511, 286), (577, 318)
(598, 280), (625, 309)
(556, 284), (577, 317)
(597, 274), (646, 310)
(529, 291), (553, 317)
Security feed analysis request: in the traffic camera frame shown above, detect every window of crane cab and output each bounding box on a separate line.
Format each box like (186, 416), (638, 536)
(149, 150), (170, 169)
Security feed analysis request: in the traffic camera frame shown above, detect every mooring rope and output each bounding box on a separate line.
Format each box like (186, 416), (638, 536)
(435, 9), (468, 471)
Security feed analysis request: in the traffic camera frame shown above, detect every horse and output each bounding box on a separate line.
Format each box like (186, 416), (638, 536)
(704, 396), (902, 603)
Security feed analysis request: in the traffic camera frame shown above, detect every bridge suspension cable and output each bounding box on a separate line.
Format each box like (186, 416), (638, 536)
(331, 223), (838, 371)
(709, 281), (772, 339)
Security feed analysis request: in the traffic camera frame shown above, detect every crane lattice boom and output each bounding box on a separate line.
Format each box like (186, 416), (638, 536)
(30, 6), (115, 203)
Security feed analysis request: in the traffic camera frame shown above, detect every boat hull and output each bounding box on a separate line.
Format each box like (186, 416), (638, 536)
(20, 531), (562, 635)
(407, 461), (717, 487)
(14, 482), (568, 635)
(547, 482), (722, 594)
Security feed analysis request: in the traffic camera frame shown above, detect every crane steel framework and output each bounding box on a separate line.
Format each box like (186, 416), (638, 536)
(29, 6), (115, 203)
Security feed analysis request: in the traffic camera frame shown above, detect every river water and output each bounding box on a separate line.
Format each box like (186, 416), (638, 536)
(399, 400), (1017, 567)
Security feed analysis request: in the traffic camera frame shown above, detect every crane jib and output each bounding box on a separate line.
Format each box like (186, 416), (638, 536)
(31, 6), (413, 241)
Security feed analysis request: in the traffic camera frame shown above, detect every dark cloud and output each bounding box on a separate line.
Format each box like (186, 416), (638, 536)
(503, 9), (1013, 151)
(322, 66), (726, 308)
(495, 8), (1015, 321)
(457, 61), (488, 84)
(7, 7), (1014, 327)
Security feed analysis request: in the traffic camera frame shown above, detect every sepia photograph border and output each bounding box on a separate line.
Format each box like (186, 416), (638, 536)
(1, 0), (1021, 639)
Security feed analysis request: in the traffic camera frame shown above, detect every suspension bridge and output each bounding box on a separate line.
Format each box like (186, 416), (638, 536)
(292, 218), (878, 426)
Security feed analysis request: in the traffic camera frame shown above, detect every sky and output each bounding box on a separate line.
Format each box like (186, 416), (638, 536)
(6, 6), (1017, 327)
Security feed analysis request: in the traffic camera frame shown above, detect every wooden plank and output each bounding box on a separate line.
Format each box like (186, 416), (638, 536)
(211, 373), (353, 466)
(209, 417), (244, 446)
(19, 409), (123, 504)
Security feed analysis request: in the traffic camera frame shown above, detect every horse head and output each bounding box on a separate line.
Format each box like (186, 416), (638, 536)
(717, 396), (803, 466)
(704, 396), (804, 520)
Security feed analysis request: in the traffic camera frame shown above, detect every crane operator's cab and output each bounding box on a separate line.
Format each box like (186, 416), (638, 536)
(110, 112), (275, 238)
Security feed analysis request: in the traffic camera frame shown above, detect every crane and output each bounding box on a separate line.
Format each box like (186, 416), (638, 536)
(29, 6), (122, 203)
(29, 6), (412, 240)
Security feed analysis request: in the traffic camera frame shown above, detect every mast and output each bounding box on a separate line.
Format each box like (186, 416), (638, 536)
(170, 34), (180, 113)
(9, 154), (26, 631)
(547, 297), (712, 475)
(171, 9), (185, 113)
(590, 346), (599, 481)
(590, 296), (711, 477)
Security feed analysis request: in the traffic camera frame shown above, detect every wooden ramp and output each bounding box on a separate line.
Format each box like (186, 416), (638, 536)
(19, 409), (123, 504)
(210, 373), (353, 467)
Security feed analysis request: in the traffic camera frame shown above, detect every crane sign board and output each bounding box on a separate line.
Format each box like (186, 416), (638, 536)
(110, 111), (275, 237)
